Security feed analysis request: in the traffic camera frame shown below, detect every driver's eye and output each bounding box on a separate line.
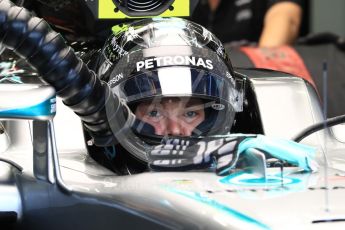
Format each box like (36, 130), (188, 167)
(185, 111), (197, 118)
(148, 110), (161, 118)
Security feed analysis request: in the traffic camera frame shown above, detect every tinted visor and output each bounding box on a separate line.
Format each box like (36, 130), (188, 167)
(112, 66), (243, 112)
(107, 46), (244, 138)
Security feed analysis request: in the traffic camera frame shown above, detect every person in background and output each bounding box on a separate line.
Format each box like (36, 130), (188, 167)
(191, 0), (304, 47)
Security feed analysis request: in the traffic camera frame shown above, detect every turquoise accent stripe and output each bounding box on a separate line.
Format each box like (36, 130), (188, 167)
(165, 187), (270, 230)
(0, 97), (56, 118)
(219, 171), (301, 187)
(0, 76), (23, 83)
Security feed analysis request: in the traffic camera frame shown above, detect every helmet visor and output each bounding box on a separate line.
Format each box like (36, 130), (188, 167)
(112, 66), (243, 112)
(107, 46), (244, 138)
(109, 66), (243, 138)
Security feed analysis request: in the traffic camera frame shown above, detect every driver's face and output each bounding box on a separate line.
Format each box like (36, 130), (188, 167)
(135, 98), (205, 136)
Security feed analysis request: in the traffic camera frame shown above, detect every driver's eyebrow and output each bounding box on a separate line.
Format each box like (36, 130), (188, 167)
(185, 99), (204, 110)
(185, 104), (204, 111)
(139, 101), (161, 109)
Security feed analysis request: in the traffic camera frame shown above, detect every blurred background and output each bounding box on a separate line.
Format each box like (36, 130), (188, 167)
(310, 0), (345, 37)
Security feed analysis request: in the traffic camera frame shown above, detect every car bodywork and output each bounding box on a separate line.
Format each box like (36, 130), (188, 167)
(1, 60), (345, 229)
(1, 0), (345, 229)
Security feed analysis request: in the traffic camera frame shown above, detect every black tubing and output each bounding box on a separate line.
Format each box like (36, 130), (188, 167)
(292, 114), (345, 142)
(0, 0), (117, 146)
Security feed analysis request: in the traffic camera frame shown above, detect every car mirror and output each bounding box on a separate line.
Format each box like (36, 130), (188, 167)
(0, 80), (56, 120)
(0, 77), (69, 192)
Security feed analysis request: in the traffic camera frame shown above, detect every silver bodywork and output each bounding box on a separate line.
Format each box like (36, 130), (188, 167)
(1, 70), (345, 229)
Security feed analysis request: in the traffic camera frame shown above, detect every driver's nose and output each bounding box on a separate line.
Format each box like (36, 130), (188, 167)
(166, 118), (183, 136)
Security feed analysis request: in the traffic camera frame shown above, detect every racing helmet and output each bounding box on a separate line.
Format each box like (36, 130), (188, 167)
(97, 17), (244, 144)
